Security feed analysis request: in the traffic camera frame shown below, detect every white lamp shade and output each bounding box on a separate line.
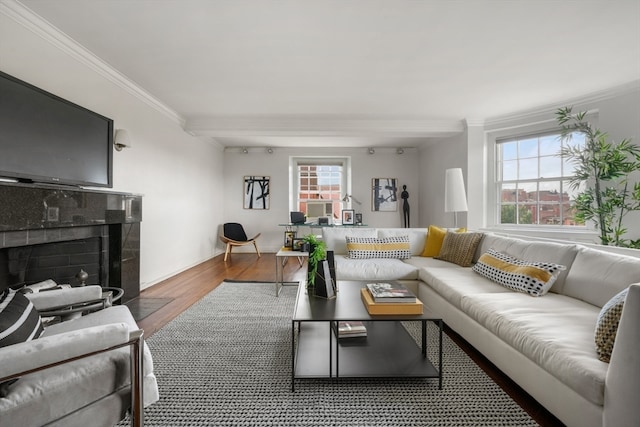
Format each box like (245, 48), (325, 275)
(445, 168), (468, 213)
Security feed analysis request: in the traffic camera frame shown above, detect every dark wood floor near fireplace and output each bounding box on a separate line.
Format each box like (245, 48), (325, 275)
(132, 253), (564, 427)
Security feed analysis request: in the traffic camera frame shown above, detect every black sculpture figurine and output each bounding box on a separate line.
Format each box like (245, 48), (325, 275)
(401, 185), (410, 228)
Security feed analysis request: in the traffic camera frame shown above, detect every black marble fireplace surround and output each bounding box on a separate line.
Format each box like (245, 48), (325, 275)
(0, 182), (142, 303)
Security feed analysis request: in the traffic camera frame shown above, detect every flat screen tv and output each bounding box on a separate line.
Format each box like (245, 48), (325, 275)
(0, 70), (113, 188)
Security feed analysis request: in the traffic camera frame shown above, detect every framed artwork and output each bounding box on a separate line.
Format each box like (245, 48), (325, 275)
(243, 176), (270, 209)
(284, 230), (296, 249)
(372, 178), (398, 212)
(342, 209), (355, 225)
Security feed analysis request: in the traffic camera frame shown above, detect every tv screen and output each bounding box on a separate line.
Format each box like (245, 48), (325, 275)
(0, 71), (113, 188)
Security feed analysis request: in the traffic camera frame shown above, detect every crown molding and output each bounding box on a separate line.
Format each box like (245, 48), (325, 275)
(464, 118), (485, 128)
(1, 0), (185, 126)
(184, 115), (465, 138)
(484, 80), (640, 128)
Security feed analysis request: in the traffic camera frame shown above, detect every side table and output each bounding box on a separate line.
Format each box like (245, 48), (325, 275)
(275, 247), (308, 296)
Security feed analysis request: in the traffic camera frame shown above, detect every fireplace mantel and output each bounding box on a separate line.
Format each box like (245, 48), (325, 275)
(0, 181), (142, 302)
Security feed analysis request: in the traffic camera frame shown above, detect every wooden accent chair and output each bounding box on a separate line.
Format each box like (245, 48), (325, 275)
(220, 223), (261, 262)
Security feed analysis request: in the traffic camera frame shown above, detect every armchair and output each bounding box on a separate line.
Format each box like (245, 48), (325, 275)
(0, 286), (158, 427)
(220, 222), (261, 261)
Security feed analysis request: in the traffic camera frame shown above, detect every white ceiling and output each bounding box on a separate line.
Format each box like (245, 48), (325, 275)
(17, 0), (640, 148)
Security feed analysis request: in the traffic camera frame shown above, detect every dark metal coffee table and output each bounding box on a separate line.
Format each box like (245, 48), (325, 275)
(291, 280), (443, 391)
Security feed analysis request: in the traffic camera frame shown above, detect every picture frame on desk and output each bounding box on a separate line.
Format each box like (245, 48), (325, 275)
(284, 230), (296, 249)
(292, 238), (307, 252)
(342, 209), (355, 225)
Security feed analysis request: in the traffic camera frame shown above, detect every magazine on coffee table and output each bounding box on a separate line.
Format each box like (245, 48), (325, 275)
(366, 282), (416, 303)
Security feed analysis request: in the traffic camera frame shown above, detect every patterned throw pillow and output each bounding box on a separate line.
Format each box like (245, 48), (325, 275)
(435, 231), (483, 267)
(420, 225), (466, 257)
(346, 235), (411, 260)
(595, 287), (628, 363)
(0, 288), (44, 348)
(0, 288), (45, 396)
(472, 249), (566, 296)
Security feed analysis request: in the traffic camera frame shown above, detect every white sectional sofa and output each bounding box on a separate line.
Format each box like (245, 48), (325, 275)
(322, 227), (640, 427)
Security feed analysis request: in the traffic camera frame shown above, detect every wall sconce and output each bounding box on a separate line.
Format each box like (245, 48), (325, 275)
(242, 147), (249, 154)
(114, 129), (132, 151)
(396, 147), (404, 155)
(444, 168), (468, 228)
(266, 147), (274, 154)
(368, 148), (375, 155)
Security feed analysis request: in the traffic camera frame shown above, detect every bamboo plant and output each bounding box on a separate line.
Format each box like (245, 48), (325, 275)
(557, 106), (640, 247)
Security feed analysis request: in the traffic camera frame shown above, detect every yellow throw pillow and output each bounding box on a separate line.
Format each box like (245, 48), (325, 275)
(421, 225), (466, 257)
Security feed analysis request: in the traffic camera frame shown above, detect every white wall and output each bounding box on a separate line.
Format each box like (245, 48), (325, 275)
(222, 147), (421, 252)
(418, 132), (468, 228)
(1, 11), (225, 289)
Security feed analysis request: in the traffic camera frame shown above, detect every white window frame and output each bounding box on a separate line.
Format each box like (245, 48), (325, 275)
(496, 129), (581, 226)
(485, 114), (598, 239)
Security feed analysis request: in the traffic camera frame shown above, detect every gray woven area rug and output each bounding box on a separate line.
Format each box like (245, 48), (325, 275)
(119, 282), (538, 426)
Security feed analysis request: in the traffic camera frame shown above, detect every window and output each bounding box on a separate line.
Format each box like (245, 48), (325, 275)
(296, 162), (344, 220)
(496, 130), (585, 226)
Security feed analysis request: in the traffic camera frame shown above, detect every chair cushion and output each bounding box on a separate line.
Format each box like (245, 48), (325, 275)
(224, 223), (248, 241)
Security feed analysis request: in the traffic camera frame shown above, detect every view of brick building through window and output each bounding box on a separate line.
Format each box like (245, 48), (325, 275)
(500, 188), (580, 226)
(297, 164), (343, 220)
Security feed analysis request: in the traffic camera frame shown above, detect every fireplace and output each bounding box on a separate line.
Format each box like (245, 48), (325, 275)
(0, 182), (142, 303)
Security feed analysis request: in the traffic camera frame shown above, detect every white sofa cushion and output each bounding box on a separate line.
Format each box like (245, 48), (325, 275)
(332, 255), (419, 281)
(563, 247), (640, 307)
(378, 228), (428, 256)
(461, 292), (607, 406)
(418, 266), (508, 310)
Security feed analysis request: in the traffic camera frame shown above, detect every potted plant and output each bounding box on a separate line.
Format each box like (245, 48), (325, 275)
(557, 106), (640, 247)
(301, 234), (326, 289)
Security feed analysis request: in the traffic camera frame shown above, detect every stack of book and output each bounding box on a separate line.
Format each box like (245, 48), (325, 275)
(366, 282), (417, 303)
(361, 281), (423, 315)
(335, 321), (367, 338)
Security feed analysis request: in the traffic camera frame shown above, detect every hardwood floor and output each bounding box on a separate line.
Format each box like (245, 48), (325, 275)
(132, 253), (563, 426)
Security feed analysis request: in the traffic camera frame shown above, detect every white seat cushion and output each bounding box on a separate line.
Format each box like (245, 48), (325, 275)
(461, 292), (606, 406)
(333, 255), (419, 281)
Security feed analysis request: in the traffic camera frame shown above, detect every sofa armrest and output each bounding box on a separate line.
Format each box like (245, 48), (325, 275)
(604, 283), (640, 427)
(25, 285), (104, 311)
(0, 322), (131, 382)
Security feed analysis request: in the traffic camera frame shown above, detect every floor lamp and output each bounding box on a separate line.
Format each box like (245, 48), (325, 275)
(445, 168), (468, 228)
